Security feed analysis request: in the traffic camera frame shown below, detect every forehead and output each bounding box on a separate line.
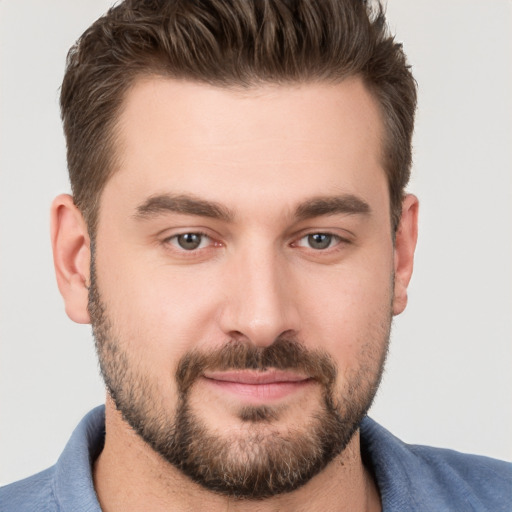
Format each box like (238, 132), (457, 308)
(106, 76), (387, 218)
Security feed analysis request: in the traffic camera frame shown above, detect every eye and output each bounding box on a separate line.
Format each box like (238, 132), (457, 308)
(297, 233), (340, 250)
(168, 232), (211, 251)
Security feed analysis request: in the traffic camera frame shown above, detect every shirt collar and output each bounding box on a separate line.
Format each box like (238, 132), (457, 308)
(53, 405), (105, 511)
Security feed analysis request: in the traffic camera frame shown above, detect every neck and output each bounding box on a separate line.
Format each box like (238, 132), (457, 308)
(93, 399), (381, 512)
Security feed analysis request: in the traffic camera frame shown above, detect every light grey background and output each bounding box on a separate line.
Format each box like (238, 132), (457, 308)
(1, 0), (511, 485)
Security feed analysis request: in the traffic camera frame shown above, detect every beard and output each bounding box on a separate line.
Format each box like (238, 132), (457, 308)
(88, 262), (390, 500)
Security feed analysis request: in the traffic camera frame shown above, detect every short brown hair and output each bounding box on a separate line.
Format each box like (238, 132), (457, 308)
(60, 0), (417, 233)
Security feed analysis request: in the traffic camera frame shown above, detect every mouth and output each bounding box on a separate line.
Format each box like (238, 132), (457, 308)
(202, 369), (314, 403)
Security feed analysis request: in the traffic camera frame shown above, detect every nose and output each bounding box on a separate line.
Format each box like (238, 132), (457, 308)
(218, 243), (301, 347)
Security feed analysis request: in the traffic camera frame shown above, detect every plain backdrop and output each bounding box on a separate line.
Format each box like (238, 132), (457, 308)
(1, 0), (511, 485)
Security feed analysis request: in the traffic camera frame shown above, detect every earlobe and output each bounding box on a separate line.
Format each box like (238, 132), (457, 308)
(50, 194), (91, 324)
(392, 194), (419, 316)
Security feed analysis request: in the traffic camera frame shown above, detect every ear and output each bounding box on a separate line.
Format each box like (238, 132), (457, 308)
(50, 194), (91, 324)
(392, 194), (419, 316)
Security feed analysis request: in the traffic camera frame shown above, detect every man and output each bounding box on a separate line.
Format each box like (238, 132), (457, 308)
(1, 0), (511, 510)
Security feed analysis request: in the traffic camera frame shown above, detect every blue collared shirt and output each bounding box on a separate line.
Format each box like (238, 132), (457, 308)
(1, 406), (511, 511)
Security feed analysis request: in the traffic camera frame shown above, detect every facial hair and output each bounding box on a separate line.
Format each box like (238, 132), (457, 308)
(88, 260), (390, 499)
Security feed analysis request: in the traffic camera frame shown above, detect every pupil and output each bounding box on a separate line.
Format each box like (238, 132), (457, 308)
(178, 233), (201, 250)
(308, 233), (331, 250)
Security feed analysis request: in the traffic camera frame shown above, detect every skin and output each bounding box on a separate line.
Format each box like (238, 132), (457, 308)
(51, 76), (418, 512)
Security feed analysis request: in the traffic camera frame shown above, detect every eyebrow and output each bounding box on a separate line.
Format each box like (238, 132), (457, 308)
(134, 192), (370, 223)
(134, 194), (235, 222)
(294, 194), (371, 221)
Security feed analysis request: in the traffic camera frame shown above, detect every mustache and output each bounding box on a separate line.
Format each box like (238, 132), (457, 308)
(175, 337), (337, 394)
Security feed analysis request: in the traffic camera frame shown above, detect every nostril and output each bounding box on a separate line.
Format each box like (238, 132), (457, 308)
(226, 329), (299, 350)
(228, 331), (250, 344)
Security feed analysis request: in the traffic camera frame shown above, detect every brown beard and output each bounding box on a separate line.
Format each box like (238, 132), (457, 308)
(88, 259), (389, 499)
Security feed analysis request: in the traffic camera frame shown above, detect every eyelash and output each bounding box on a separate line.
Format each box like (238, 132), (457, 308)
(162, 231), (350, 255)
(164, 232), (217, 252)
(294, 233), (345, 251)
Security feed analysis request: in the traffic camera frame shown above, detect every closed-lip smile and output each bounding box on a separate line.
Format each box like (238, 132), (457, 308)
(202, 369), (313, 402)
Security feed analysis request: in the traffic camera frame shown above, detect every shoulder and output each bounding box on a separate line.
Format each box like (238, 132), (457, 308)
(409, 443), (512, 507)
(361, 417), (512, 511)
(0, 467), (58, 512)
(0, 406), (105, 512)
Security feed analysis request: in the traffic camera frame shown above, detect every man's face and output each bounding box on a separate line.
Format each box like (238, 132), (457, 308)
(90, 77), (397, 498)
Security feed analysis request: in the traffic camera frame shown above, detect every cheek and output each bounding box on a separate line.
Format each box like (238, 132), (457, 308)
(297, 254), (393, 371)
(95, 243), (225, 364)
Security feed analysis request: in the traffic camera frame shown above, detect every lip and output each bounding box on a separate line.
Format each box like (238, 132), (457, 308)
(202, 370), (313, 402)
(203, 369), (309, 384)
